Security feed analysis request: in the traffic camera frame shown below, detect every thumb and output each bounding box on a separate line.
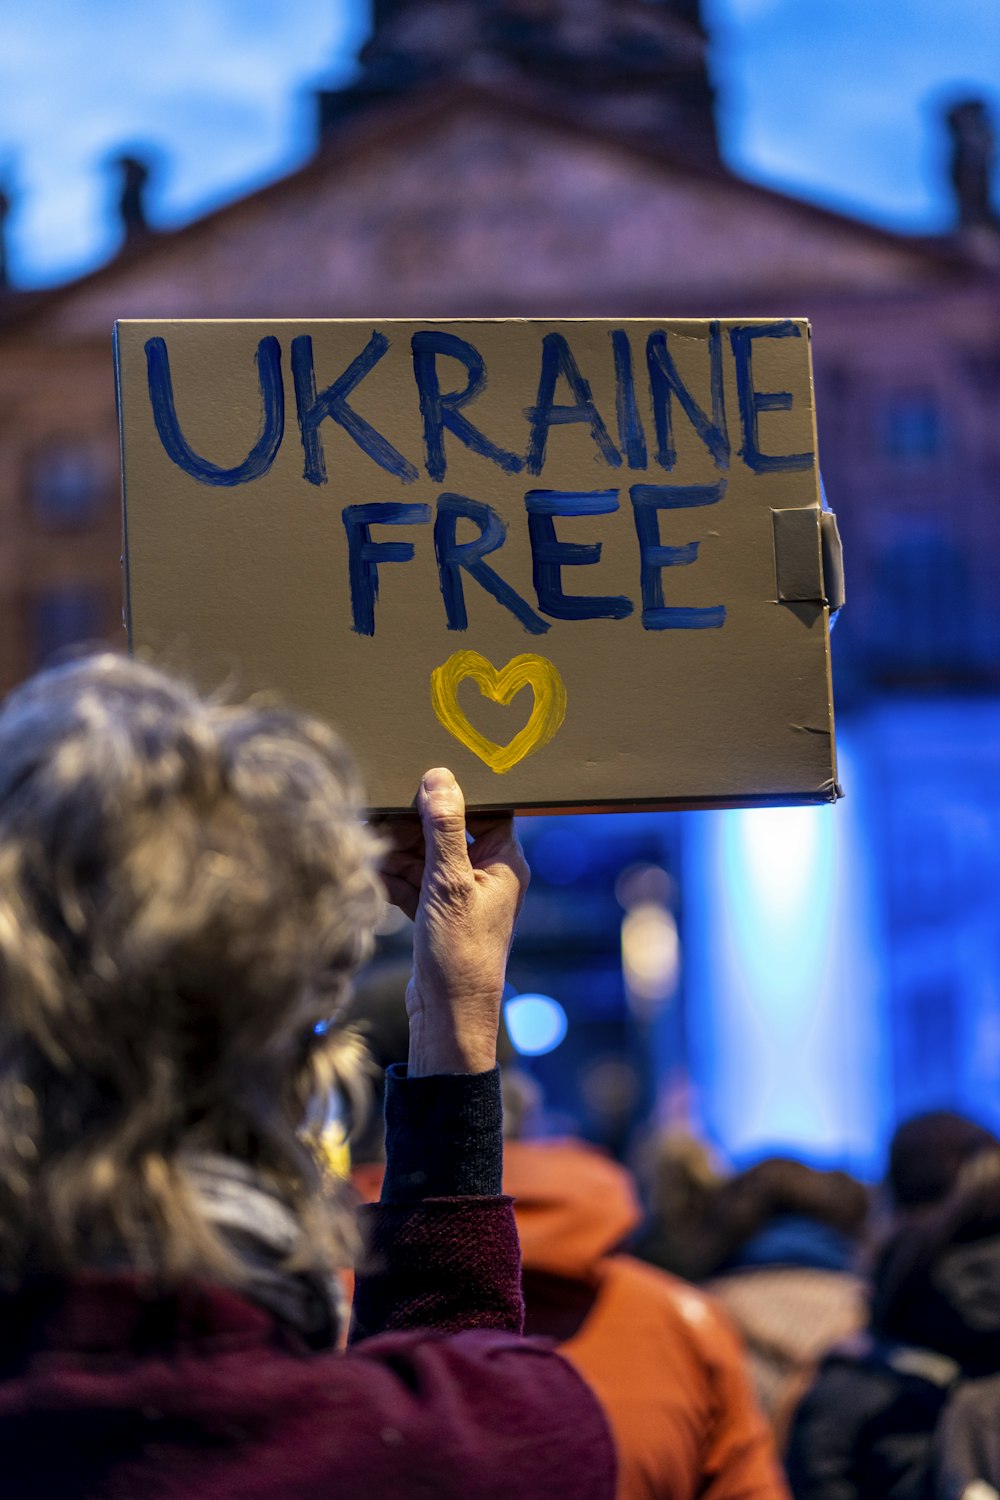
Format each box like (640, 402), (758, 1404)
(418, 767), (470, 884)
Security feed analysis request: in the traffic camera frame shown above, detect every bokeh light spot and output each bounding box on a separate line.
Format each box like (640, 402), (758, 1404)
(504, 993), (568, 1056)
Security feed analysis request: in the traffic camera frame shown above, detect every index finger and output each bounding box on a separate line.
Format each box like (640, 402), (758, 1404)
(370, 813), (425, 859)
(467, 813), (516, 851)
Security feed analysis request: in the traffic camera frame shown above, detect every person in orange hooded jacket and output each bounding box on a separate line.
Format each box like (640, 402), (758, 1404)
(343, 966), (789, 1500)
(505, 1129), (789, 1500)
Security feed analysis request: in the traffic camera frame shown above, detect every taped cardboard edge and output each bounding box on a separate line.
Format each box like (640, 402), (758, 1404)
(821, 510), (846, 615)
(771, 506), (845, 617)
(113, 324), (136, 650)
(772, 506), (823, 603)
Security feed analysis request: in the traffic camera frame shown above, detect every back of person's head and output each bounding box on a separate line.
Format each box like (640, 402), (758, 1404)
(646, 1129), (726, 1221)
(705, 1156), (870, 1274)
(0, 653), (382, 1287)
(499, 1067), (543, 1142)
(627, 1126), (727, 1281)
(887, 1110), (999, 1213)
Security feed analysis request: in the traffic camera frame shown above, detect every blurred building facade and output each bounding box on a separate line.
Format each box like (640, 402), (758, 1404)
(1, 0), (999, 1163)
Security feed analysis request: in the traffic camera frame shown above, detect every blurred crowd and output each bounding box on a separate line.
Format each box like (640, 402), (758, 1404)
(349, 960), (1000, 1500)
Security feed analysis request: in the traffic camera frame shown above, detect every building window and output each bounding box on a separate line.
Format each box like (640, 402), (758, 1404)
(30, 441), (110, 530)
(872, 527), (969, 677)
(31, 586), (105, 669)
(881, 392), (943, 463)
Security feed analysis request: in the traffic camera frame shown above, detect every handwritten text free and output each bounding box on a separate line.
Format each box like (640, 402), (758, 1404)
(144, 322), (813, 637)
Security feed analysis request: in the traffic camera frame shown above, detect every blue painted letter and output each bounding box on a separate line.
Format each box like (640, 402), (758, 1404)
(646, 323), (729, 473)
(611, 329), (648, 470)
(525, 332), (622, 475)
(525, 490), (633, 621)
(629, 482), (727, 630)
(342, 502), (430, 636)
(145, 335), (284, 486)
(730, 321), (814, 473)
(434, 494), (547, 635)
(293, 332), (418, 485)
(412, 331), (522, 482)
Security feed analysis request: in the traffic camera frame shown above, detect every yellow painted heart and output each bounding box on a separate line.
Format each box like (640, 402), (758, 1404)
(430, 650), (567, 774)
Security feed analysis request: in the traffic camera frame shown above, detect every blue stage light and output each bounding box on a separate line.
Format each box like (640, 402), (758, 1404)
(504, 993), (569, 1056)
(679, 728), (890, 1176)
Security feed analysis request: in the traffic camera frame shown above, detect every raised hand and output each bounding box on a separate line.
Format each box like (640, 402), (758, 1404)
(380, 769), (529, 1076)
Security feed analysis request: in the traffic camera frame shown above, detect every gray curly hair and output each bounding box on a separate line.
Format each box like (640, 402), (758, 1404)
(0, 653), (383, 1286)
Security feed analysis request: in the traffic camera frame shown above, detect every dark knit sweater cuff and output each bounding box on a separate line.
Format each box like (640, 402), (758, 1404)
(381, 1063), (503, 1202)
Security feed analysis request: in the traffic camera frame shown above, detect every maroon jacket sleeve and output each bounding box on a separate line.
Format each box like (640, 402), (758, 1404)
(350, 1065), (523, 1340)
(351, 1196), (524, 1338)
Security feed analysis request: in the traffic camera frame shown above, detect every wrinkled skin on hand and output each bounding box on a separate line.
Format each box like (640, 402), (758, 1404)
(379, 769), (529, 1077)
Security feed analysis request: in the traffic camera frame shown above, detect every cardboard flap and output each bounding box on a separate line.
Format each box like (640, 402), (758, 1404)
(772, 507), (823, 602)
(772, 505), (845, 616)
(821, 509), (846, 616)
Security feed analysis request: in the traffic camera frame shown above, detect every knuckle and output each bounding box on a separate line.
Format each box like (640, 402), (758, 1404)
(430, 863), (474, 906)
(429, 811), (467, 840)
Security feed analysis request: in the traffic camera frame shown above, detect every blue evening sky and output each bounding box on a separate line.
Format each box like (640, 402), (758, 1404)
(2, 0), (998, 288)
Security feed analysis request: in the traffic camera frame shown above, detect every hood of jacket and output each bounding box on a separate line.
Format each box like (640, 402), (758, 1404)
(503, 1139), (641, 1280)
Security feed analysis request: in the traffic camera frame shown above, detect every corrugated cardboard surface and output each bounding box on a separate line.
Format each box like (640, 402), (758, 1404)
(116, 318), (837, 813)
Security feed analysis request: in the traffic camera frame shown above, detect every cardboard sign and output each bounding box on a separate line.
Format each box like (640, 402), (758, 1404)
(115, 318), (840, 813)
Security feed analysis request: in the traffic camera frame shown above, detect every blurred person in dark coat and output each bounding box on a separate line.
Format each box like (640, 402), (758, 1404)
(786, 1147), (1000, 1500)
(0, 655), (614, 1500)
(703, 1158), (870, 1444)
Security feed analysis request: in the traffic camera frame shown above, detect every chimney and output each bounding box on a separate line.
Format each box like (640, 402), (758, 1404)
(113, 153), (153, 243)
(945, 98), (998, 231)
